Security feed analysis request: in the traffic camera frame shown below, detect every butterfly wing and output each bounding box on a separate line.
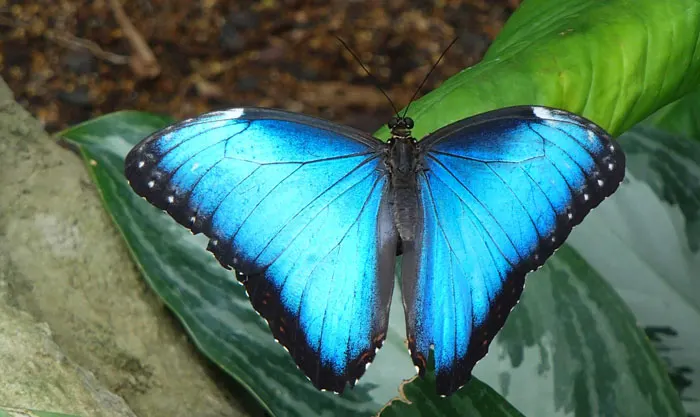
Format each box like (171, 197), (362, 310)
(124, 108), (398, 392)
(402, 106), (625, 395)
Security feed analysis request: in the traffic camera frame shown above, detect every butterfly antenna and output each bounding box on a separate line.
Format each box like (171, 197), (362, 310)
(335, 35), (400, 117)
(402, 37), (458, 118)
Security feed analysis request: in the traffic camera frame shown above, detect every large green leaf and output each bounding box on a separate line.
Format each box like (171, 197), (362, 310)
(646, 89), (700, 142)
(475, 245), (686, 417)
(375, 0), (700, 141)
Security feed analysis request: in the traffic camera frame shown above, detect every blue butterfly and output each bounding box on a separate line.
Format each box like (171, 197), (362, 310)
(124, 105), (625, 396)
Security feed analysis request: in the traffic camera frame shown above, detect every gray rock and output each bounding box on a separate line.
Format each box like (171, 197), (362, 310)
(0, 78), (247, 417)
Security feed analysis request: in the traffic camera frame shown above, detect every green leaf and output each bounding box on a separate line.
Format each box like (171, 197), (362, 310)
(475, 245), (686, 417)
(645, 91), (700, 415)
(566, 115), (700, 415)
(375, 0), (700, 141)
(378, 378), (525, 417)
(646, 89), (700, 142)
(0, 406), (80, 417)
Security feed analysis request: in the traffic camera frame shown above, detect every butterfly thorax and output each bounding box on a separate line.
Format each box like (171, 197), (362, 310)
(386, 117), (421, 243)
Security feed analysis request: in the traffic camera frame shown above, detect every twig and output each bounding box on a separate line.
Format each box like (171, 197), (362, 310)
(108, 0), (160, 79)
(0, 15), (129, 66)
(46, 31), (130, 65)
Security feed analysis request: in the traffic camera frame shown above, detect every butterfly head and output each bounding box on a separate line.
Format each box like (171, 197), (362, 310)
(388, 116), (414, 139)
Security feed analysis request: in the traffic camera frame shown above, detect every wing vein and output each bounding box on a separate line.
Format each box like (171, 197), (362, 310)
(423, 176), (474, 368)
(528, 123), (595, 179)
(533, 121), (600, 164)
(227, 151), (378, 166)
(526, 124), (583, 195)
(423, 169), (506, 287)
(252, 155), (382, 265)
(280, 175), (384, 369)
(163, 129), (246, 182)
(229, 165), (305, 241)
(426, 154), (519, 265)
(254, 163), (380, 272)
(158, 121), (251, 161)
(180, 159), (223, 212)
(203, 164), (262, 229)
(518, 165), (559, 219)
(427, 149), (542, 164)
(485, 163), (543, 241)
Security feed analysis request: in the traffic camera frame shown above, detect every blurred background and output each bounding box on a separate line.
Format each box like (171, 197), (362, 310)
(0, 0), (519, 133)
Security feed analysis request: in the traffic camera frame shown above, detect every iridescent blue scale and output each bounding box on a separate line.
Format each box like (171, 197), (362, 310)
(125, 104), (625, 396)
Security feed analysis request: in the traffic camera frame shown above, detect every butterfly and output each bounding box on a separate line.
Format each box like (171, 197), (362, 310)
(124, 104), (625, 396)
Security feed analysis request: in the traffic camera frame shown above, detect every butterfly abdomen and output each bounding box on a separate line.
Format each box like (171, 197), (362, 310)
(387, 136), (421, 242)
(391, 186), (419, 242)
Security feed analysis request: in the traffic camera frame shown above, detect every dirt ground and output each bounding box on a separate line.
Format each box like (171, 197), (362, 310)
(1, 0), (518, 133)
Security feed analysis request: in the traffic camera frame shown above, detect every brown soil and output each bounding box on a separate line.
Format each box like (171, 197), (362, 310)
(1, 0), (518, 134)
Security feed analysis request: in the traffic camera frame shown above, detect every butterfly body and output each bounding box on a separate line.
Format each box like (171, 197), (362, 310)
(386, 121), (422, 243)
(125, 105), (625, 396)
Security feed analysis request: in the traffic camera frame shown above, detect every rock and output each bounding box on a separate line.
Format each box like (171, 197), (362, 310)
(0, 287), (136, 417)
(0, 77), (247, 417)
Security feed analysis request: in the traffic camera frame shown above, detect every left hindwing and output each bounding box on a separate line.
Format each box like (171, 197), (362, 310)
(401, 106), (625, 395)
(124, 108), (398, 393)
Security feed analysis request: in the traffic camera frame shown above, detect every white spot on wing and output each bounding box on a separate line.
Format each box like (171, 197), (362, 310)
(532, 106), (554, 120)
(202, 108), (246, 130)
(147, 180), (155, 188)
(608, 163), (615, 171)
(167, 195), (174, 203)
(533, 106), (576, 124)
(138, 161), (145, 168)
(220, 108), (245, 119)
(597, 179), (604, 187)
(191, 162), (200, 172)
